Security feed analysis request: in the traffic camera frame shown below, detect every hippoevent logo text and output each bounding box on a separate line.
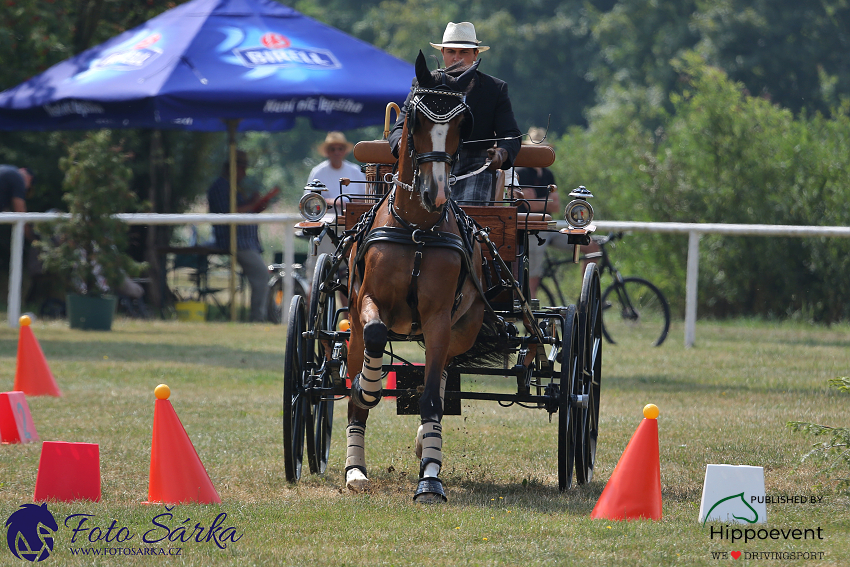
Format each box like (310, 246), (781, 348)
(709, 525), (825, 561)
(5, 504), (242, 562)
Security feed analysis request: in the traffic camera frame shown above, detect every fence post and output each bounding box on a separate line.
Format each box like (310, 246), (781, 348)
(283, 223), (294, 322)
(685, 231), (700, 348)
(7, 220), (25, 328)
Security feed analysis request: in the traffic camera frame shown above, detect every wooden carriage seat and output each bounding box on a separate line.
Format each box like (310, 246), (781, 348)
(347, 140), (556, 246)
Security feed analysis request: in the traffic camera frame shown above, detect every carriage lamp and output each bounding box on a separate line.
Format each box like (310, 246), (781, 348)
(564, 185), (594, 229)
(299, 179), (328, 222)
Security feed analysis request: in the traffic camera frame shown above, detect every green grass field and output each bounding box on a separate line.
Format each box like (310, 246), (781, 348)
(1, 317), (848, 566)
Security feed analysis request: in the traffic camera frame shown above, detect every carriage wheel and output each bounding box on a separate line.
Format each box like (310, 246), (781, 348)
(283, 295), (311, 482)
(575, 263), (602, 485)
(558, 305), (580, 491)
(306, 253), (337, 475)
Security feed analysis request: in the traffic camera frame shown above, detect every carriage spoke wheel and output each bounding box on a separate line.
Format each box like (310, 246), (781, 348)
(283, 295), (311, 482)
(307, 253), (337, 475)
(558, 305), (580, 491)
(576, 263), (602, 485)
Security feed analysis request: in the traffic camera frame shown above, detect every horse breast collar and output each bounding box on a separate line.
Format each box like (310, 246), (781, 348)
(350, 192), (481, 334)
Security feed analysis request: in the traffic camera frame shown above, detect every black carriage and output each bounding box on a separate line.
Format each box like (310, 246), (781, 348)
(283, 133), (602, 493)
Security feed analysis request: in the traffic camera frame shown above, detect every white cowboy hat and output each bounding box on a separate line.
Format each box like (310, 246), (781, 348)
(317, 131), (354, 157)
(430, 22), (490, 53)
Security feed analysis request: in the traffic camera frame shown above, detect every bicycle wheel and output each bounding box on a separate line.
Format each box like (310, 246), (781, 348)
(267, 274), (308, 324)
(601, 277), (670, 347)
(539, 281), (562, 309)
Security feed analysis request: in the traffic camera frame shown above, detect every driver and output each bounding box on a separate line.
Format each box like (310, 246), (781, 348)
(388, 22), (521, 204)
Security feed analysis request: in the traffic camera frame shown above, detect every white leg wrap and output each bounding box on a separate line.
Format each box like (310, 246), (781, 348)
(345, 423), (366, 471)
(417, 421), (442, 478)
(359, 351), (384, 402)
(345, 423), (369, 492)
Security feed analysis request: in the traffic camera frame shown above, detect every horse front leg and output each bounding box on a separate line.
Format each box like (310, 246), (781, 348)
(345, 297), (387, 492)
(413, 319), (451, 504)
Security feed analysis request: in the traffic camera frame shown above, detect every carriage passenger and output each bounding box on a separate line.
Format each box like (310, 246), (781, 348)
(387, 22), (522, 204)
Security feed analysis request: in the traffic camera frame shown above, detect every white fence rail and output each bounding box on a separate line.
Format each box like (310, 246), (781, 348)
(3, 213), (849, 346)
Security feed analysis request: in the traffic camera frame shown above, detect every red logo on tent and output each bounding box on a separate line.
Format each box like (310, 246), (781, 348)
(135, 33), (161, 50)
(261, 33), (290, 49)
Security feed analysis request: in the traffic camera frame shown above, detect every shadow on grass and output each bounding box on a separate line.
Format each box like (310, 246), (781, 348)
(606, 373), (836, 395)
(344, 469), (606, 515)
(0, 338), (283, 371)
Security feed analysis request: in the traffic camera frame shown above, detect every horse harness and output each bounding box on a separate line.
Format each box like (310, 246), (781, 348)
(349, 193), (483, 336)
(345, 79), (499, 337)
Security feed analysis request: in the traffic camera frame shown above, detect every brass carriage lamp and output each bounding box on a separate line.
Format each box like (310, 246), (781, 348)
(299, 179), (328, 222)
(565, 185), (594, 229)
(563, 185), (595, 263)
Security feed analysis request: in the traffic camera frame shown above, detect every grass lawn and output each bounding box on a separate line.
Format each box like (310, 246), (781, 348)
(1, 317), (848, 565)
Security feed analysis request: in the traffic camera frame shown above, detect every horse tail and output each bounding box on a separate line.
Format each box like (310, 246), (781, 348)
(447, 312), (513, 368)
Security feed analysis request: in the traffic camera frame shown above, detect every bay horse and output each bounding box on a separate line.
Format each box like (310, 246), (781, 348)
(344, 51), (487, 502)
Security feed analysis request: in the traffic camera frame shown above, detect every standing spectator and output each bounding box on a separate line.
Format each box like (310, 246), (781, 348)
(207, 150), (279, 322)
(305, 132), (365, 300)
(0, 164), (35, 239)
(306, 131), (366, 212)
(512, 128), (561, 299)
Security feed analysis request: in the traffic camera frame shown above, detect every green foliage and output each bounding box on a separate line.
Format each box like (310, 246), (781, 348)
(38, 130), (146, 297)
(554, 54), (850, 321)
(788, 378), (850, 492)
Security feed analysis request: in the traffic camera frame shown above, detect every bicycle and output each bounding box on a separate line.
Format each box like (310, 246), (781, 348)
(266, 260), (310, 324)
(539, 232), (670, 347)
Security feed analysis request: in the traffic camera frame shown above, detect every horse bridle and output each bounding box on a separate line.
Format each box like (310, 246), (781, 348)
(403, 86), (470, 190)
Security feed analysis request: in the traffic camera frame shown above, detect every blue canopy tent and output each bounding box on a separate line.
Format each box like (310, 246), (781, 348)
(0, 0), (413, 319)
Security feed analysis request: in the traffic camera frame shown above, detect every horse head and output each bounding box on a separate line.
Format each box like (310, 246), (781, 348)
(403, 50), (478, 213)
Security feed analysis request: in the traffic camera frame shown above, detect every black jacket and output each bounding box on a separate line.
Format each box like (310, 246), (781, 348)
(388, 70), (522, 169)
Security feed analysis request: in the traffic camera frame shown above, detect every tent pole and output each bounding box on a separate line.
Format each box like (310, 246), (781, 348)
(227, 119), (240, 322)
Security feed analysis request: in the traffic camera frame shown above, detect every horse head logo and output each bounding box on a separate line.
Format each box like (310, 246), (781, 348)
(5, 503), (58, 562)
(702, 492), (759, 526)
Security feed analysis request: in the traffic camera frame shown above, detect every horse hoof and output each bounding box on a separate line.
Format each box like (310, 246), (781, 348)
(413, 477), (447, 504)
(346, 468), (371, 493)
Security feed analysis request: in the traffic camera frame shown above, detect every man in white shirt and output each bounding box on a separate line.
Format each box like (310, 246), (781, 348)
(306, 131), (366, 213)
(304, 132), (365, 299)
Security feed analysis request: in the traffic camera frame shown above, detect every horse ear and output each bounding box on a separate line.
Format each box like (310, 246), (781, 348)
(454, 58), (480, 91)
(415, 50), (433, 87)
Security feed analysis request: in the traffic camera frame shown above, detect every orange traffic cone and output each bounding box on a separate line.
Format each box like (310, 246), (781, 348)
(146, 384), (221, 504)
(590, 404), (662, 521)
(13, 316), (61, 397)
